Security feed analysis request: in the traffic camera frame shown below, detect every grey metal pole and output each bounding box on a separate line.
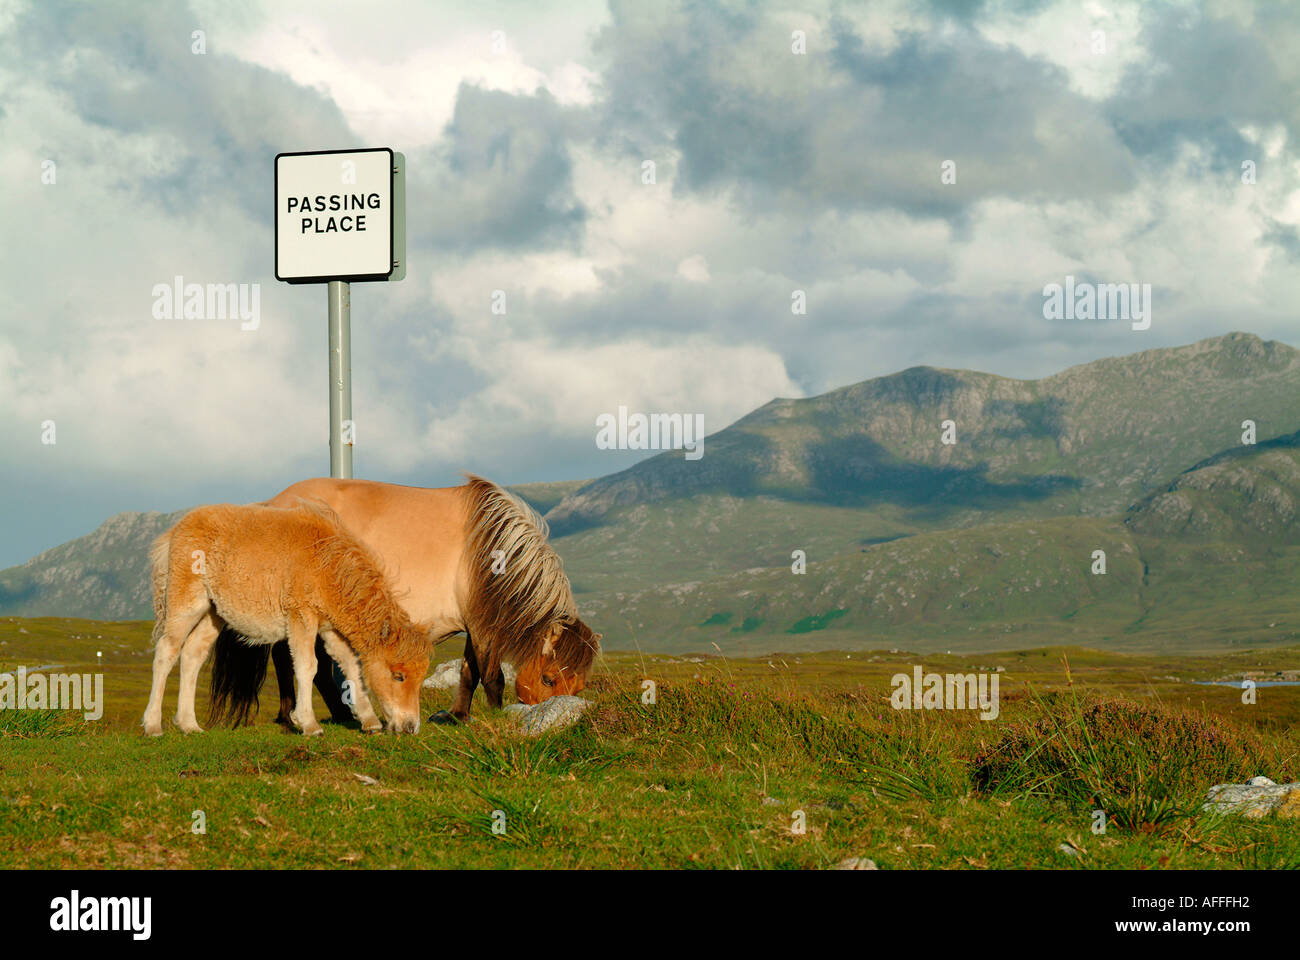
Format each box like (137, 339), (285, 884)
(328, 280), (353, 479)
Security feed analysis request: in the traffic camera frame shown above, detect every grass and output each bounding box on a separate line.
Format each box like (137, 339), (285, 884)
(1, 617), (1298, 868)
(971, 689), (1275, 829)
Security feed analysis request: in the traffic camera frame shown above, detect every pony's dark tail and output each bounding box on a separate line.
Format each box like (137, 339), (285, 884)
(207, 626), (269, 727)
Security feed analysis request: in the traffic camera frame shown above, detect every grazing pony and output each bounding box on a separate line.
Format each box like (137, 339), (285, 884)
(142, 500), (432, 736)
(209, 475), (600, 724)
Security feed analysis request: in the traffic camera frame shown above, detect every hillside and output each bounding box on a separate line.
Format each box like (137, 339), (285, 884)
(573, 512), (1300, 654)
(572, 429), (1300, 653)
(1125, 429), (1300, 543)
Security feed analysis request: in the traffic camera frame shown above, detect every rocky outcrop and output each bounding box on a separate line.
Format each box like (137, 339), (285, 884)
(501, 695), (590, 735)
(1126, 432), (1300, 541)
(1202, 776), (1300, 818)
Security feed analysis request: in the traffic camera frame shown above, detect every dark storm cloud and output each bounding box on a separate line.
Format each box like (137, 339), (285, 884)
(1104, 4), (1300, 172)
(591, 1), (1136, 219)
(2, 0), (354, 224)
(924, 0), (1055, 22)
(424, 85), (587, 251)
(4, 0), (591, 254)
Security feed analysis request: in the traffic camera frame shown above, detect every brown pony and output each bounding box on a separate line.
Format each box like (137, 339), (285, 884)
(143, 500), (433, 736)
(209, 475), (600, 723)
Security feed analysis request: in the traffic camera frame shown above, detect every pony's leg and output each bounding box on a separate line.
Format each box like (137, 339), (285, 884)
(445, 634), (481, 723)
(142, 592), (208, 736)
(477, 640), (506, 710)
(271, 641), (295, 726)
(319, 630), (382, 734)
(287, 617), (324, 736)
(174, 611), (221, 733)
(312, 636), (353, 723)
(142, 619), (170, 736)
(274, 637), (350, 723)
(274, 637), (351, 724)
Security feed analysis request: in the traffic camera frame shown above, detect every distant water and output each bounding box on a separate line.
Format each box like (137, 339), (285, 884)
(0, 664), (68, 684)
(1, 663), (65, 674)
(1193, 680), (1300, 688)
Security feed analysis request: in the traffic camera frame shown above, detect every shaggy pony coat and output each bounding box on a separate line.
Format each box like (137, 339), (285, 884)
(142, 500), (432, 737)
(208, 474), (601, 723)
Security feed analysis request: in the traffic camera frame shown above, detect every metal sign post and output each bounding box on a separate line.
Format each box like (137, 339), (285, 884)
(275, 147), (405, 476)
(328, 280), (353, 479)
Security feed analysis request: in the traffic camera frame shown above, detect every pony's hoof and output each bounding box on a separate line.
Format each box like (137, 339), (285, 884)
(428, 710), (461, 725)
(301, 725), (325, 737)
(177, 725), (205, 735)
(142, 726), (163, 738)
(361, 720), (382, 734)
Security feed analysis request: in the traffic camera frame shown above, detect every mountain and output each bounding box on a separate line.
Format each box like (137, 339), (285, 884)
(541, 332), (1300, 605)
(1125, 429), (1300, 543)
(3, 332), (1299, 654)
(567, 401), (1300, 653)
(0, 509), (183, 619)
(547, 332), (1300, 535)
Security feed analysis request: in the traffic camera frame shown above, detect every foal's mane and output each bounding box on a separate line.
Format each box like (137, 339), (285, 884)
(462, 475), (582, 664)
(295, 499), (427, 661)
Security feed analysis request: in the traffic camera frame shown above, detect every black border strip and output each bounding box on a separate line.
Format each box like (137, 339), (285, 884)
(10, 868), (1289, 947)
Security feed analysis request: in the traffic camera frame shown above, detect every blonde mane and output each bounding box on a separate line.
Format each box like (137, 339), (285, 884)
(462, 475), (581, 664)
(296, 499), (429, 662)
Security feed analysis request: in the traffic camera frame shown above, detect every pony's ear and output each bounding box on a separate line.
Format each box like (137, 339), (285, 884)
(541, 621), (563, 658)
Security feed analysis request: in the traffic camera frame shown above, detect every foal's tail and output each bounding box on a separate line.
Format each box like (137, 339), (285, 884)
(148, 531), (172, 646)
(208, 626), (270, 727)
(148, 533), (170, 617)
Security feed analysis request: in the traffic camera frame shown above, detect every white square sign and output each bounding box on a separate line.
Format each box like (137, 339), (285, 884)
(275, 148), (394, 283)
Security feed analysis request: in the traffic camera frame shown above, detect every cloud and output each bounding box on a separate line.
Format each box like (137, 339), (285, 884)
(398, 335), (802, 477)
(424, 85), (588, 251)
(2, 0), (1300, 568)
(591, 0), (1137, 219)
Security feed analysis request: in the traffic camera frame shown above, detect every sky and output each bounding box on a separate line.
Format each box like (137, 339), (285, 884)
(1, 0), (1298, 566)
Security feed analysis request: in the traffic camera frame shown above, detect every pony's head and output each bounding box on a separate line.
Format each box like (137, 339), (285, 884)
(514, 617), (601, 704)
(359, 620), (432, 734)
(460, 475), (599, 706)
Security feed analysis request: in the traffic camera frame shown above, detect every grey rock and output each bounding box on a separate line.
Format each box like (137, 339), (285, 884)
(422, 658), (516, 691)
(508, 695), (590, 735)
(835, 857), (878, 870)
(1203, 778), (1300, 818)
(421, 659), (460, 690)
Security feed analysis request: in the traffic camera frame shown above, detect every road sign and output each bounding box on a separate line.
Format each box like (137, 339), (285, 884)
(274, 146), (407, 495)
(275, 147), (405, 283)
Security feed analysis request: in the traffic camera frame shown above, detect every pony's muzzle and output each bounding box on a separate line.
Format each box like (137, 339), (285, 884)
(386, 716), (420, 735)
